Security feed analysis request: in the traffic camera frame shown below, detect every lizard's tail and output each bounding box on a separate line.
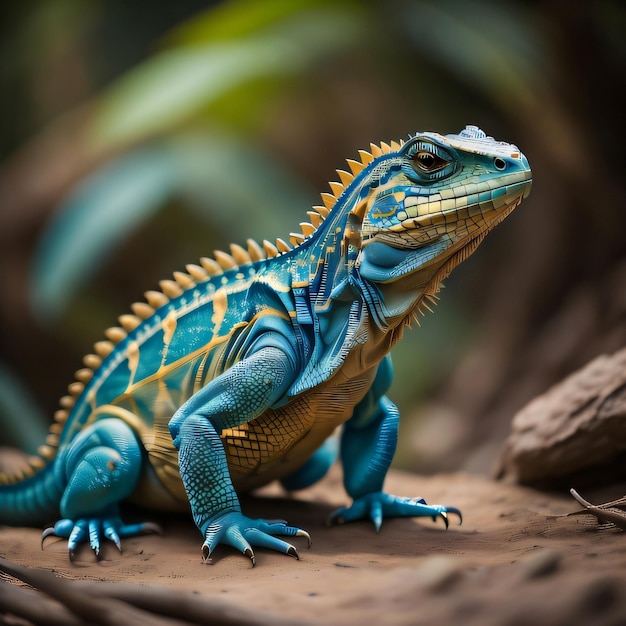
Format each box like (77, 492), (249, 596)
(0, 376), (75, 527)
(0, 458), (63, 527)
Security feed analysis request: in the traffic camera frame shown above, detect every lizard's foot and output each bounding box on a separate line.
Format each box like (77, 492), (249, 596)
(328, 491), (462, 532)
(201, 512), (311, 566)
(42, 515), (161, 560)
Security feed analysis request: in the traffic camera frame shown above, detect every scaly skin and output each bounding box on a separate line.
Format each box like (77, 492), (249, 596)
(0, 125), (531, 564)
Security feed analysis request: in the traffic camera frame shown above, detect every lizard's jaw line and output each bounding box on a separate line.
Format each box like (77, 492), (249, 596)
(356, 191), (526, 285)
(359, 172), (532, 254)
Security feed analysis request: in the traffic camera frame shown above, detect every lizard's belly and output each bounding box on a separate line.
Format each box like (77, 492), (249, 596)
(227, 368), (375, 492)
(138, 367), (375, 505)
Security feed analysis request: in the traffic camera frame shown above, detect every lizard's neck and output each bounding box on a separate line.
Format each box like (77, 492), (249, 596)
(284, 216), (431, 394)
(299, 198), (431, 328)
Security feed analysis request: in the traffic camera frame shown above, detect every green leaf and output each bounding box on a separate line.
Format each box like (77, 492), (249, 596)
(30, 148), (177, 322)
(168, 0), (342, 45)
(169, 131), (316, 242)
(30, 132), (315, 322)
(89, 5), (365, 150)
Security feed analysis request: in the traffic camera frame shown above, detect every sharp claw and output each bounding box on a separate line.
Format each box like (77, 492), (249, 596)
(296, 529), (312, 549)
(446, 507), (463, 525)
(244, 548), (256, 567)
(439, 511), (449, 530)
(201, 543), (211, 563)
(69, 550), (76, 562)
(41, 527), (56, 549)
(104, 527), (122, 552)
(286, 546), (300, 560)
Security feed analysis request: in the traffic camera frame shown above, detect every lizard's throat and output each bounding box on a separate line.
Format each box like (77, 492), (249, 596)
(350, 231), (488, 332)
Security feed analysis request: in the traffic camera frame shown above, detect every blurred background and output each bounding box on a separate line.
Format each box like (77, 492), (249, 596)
(1, 0), (624, 476)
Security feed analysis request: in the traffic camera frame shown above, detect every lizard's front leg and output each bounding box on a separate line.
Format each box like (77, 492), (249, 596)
(169, 344), (310, 565)
(329, 356), (462, 530)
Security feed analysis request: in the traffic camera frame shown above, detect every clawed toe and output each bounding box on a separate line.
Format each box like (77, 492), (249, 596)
(200, 512), (310, 564)
(41, 527), (58, 549)
(295, 528), (312, 548)
(328, 492), (463, 532)
(41, 515), (160, 560)
(434, 507), (462, 528)
(244, 548), (256, 567)
(201, 543), (211, 563)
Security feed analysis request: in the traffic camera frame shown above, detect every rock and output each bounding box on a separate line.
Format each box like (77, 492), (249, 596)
(517, 548), (561, 580)
(494, 347), (626, 488)
(412, 555), (463, 592)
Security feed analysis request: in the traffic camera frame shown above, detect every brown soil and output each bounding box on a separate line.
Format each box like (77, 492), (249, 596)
(1, 467), (626, 625)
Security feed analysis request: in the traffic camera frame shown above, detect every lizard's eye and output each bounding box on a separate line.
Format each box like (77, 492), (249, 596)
(404, 140), (455, 182)
(412, 150), (448, 173)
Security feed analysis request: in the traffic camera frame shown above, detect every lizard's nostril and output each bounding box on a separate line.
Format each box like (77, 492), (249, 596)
(494, 157), (507, 171)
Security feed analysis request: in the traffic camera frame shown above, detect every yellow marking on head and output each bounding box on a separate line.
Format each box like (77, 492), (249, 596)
(371, 205), (398, 219)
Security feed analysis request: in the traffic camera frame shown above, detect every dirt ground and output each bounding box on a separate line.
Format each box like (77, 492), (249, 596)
(1, 466), (626, 625)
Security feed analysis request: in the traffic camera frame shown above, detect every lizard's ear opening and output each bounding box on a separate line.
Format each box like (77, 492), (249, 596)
(342, 199), (368, 254)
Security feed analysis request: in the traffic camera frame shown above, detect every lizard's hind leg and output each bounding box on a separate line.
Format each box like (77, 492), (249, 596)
(280, 435), (339, 491)
(44, 417), (159, 559)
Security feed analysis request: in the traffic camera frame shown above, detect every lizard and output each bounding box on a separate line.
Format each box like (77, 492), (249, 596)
(0, 125), (531, 565)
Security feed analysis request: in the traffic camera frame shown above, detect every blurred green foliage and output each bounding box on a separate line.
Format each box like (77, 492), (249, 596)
(1, 0), (624, 470)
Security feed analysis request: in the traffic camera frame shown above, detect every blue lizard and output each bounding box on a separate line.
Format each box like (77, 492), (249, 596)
(0, 126), (531, 564)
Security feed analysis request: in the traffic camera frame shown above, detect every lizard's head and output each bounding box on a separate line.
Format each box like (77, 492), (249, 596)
(345, 126), (532, 292)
